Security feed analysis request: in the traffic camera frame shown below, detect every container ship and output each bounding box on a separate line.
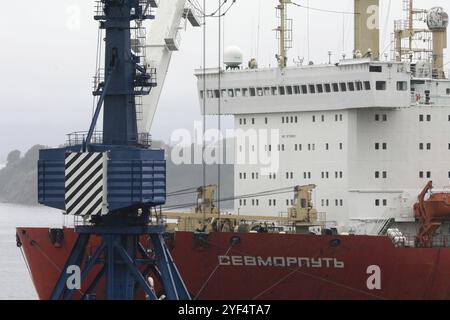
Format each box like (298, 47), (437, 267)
(16, 0), (450, 300)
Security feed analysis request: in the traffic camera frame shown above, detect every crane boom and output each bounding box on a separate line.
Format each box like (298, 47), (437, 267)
(138, 0), (200, 134)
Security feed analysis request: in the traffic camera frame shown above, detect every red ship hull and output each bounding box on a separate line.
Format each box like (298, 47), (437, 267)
(16, 227), (450, 300)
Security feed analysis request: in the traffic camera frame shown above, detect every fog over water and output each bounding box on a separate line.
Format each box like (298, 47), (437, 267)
(0, 204), (61, 300)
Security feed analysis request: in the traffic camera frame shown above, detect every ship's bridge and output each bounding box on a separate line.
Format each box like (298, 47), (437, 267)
(195, 59), (416, 115)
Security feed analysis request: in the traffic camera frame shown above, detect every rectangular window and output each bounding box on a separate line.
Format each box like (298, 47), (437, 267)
(264, 87), (270, 96)
(221, 89), (226, 97)
(383, 199), (387, 207)
(397, 81), (408, 91)
(419, 114), (424, 122)
(265, 117), (268, 124)
(375, 171), (380, 179)
(321, 115), (325, 122)
(317, 84), (324, 93)
(427, 115), (431, 122)
(293, 85), (300, 94)
(257, 87), (263, 96)
(348, 82), (355, 91)
(214, 90), (220, 98)
(200, 90), (204, 99)
(312, 116), (316, 122)
(309, 84), (316, 94)
(286, 86), (293, 95)
(382, 171), (387, 179)
(356, 81), (363, 91)
(235, 88), (241, 97)
(369, 65), (383, 72)
(249, 88), (256, 96)
(332, 83), (339, 92)
(375, 114), (380, 121)
(427, 171), (431, 179)
(271, 86), (278, 95)
(325, 83), (331, 93)
(446, 88), (450, 95)
(339, 143), (343, 150)
(376, 81), (387, 90)
(279, 86), (285, 95)
(375, 199), (380, 206)
(382, 143), (387, 150)
(419, 171), (424, 178)
(364, 81), (371, 90)
(419, 143), (424, 150)
(207, 90), (214, 98)
(427, 143), (431, 150)
(242, 88), (248, 97)
(375, 143), (380, 150)
(301, 85), (308, 94)
(228, 89), (234, 97)
(340, 83), (347, 92)
(382, 114), (387, 121)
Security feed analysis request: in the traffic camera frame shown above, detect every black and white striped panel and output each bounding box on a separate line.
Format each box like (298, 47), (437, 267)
(64, 152), (107, 217)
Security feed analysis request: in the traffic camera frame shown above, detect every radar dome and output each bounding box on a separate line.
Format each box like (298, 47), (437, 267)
(224, 46), (243, 68)
(427, 7), (449, 31)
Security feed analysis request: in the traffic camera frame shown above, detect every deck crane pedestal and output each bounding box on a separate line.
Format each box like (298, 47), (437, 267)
(36, 0), (190, 300)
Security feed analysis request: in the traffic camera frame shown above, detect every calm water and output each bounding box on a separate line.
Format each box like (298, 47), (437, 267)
(0, 203), (61, 300)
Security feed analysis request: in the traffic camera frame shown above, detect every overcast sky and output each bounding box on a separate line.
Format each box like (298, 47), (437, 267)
(0, 0), (449, 161)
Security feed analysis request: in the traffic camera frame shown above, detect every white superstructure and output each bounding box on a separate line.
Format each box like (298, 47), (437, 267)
(193, 1), (450, 234)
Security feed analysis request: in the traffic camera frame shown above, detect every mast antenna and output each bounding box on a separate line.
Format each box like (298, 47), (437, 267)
(275, 0), (293, 68)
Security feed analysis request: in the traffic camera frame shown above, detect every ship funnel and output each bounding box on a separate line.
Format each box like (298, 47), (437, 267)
(354, 0), (380, 59)
(427, 7), (448, 79)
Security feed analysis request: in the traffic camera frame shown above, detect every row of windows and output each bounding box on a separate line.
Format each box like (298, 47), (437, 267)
(321, 199), (344, 207)
(202, 81), (408, 99)
(238, 171), (450, 180)
(239, 114), (345, 126)
(239, 143), (344, 153)
(375, 114), (388, 122)
(374, 143), (388, 150)
(239, 113), (450, 126)
(321, 171), (344, 179)
(375, 171), (388, 179)
(419, 114), (432, 122)
(238, 198), (344, 208)
(375, 199), (388, 207)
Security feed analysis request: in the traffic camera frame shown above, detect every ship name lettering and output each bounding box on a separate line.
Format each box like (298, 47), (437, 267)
(231, 256), (243, 266)
(257, 256), (273, 266)
(218, 256), (345, 269)
(273, 257), (286, 267)
(334, 259), (345, 268)
(322, 258), (333, 268)
(311, 258), (322, 268)
(218, 255), (231, 265)
(244, 256), (257, 266)
(298, 257), (310, 267)
(286, 257), (298, 267)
